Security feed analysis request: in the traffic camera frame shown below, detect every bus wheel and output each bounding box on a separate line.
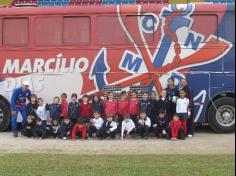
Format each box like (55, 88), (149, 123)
(0, 101), (11, 132)
(208, 97), (235, 133)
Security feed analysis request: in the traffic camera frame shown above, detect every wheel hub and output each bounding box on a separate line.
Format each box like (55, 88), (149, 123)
(216, 105), (235, 127)
(0, 108), (4, 124)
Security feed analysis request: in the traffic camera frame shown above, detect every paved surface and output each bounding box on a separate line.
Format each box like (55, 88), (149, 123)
(0, 127), (235, 155)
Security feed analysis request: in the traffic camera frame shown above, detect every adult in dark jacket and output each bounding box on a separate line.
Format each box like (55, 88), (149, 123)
(180, 78), (194, 137)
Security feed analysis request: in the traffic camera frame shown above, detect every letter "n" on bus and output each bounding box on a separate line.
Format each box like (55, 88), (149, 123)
(119, 51), (143, 74)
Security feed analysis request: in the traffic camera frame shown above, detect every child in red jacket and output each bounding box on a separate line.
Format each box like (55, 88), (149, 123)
(117, 91), (129, 127)
(72, 119), (87, 140)
(80, 95), (92, 123)
(104, 92), (117, 117)
(170, 114), (184, 141)
(128, 91), (139, 127)
(61, 93), (68, 118)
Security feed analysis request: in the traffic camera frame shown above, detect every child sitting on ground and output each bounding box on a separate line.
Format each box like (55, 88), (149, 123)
(72, 119), (87, 140)
(26, 94), (38, 118)
(152, 110), (170, 139)
(88, 111), (104, 139)
(138, 111), (151, 139)
(68, 93), (80, 124)
(60, 117), (73, 140)
(98, 115), (117, 139)
(49, 118), (61, 138)
(170, 114), (184, 141)
(22, 115), (35, 138)
(33, 118), (47, 139)
(121, 114), (136, 140)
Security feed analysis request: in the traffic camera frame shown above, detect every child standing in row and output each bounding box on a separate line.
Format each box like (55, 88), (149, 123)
(60, 93), (68, 118)
(117, 91), (129, 128)
(104, 92), (117, 118)
(36, 98), (48, 126)
(128, 91), (139, 127)
(68, 93), (80, 124)
(46, 96), (61, 120)
(26, 94), (38, 118)
(80, 95), (92, 123)
(92, 95), (104, 115)
(176, 89), (191, 137)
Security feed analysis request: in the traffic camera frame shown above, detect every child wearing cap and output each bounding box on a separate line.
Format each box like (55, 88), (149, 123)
(72, 119), (87, 140)
(104, 92), (118, 117)
(117, 91), (129, 128)
(80, 95), (93, 124)
(68, 93), (80, 124)
(170, 114), (184, 141)
(121, 114), (136, 140)
(88, 111), (104, 138)
(98, 114), (117, 139)
(138, 111), (151, 139)
(128, 91), (139, 127)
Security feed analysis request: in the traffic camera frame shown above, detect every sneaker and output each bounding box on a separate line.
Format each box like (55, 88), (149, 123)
(188, 134), (193, 138)
(63, 137), (67, 140)
(162, 130), (167, 135)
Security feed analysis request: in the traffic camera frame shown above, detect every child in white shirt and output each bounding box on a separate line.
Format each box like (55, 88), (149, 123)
(176, 89), (191, 136)
(138, 111), (151, 139)
(121, 114), (136, 140)
(88, 111), (104, 138)
(36, 98), (48, 126)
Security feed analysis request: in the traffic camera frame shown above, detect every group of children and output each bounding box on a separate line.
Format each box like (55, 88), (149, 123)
(22, 78), (193, 141)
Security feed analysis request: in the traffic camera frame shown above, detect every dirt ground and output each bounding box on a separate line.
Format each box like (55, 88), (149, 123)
(0, 127), (235, 155)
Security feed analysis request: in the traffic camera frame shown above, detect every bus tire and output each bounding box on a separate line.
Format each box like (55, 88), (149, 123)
(208, 97), (235, 133)
(0, 100), (11, 132)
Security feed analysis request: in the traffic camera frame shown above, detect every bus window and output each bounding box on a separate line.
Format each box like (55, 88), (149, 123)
(223, 13), (235, 43)
(63, 17), (90, 45)
(125, 15), (155, 44)
(3, 18), (29, 46)
(35, 17), (62, 46)
(191, 14), (218, 42)
(96, 16), (130, 45)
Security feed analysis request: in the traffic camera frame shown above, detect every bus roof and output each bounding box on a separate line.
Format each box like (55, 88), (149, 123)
(0, 4), (235, 16)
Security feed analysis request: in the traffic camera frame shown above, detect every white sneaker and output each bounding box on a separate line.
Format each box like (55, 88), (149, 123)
(188, 134), (193, 138)
(162, 130), (167, 135)
(63, 137), (67, 140)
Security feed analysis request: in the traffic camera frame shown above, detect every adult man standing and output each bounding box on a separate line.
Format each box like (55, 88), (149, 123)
(11, 81), (31, 137)
(180, 78), (194, 138)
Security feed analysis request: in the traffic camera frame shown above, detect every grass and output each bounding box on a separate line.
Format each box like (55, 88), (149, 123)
(0, 154), (234, 176)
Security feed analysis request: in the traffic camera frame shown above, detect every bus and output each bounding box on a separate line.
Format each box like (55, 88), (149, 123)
(0, 3), (235, 133)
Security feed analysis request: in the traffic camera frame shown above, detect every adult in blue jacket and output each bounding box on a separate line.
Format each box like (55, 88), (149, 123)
(11, 81), (31, 137)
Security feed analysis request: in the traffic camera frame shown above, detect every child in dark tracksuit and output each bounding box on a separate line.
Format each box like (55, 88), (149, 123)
(46, 97), (62, 120)
(170, 114), (184, 141)
(139, 92), (152, 118)
(33, 118), (47, 139)
(60, 117), (73, 140)
(98, 115), (117, 139)
(80, 95), (93, 124)
(117, 91), (129, 128)
(49, 118), (61, 138)
(72, 120), (87, 140)
(138, 111), (151, 139)
(26, 94), (38, 118)
(22, 115), (35, 138)
(152, 110), (170, 139)
(157, 90), (171, 119)
(92, 95), (104, 115)
(128, 91), (139, 127)
(68, 93), (80, 124)
(150, 91), (159, 123)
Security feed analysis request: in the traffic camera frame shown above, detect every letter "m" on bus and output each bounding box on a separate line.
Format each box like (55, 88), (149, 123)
(119, 51), (143, 74)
